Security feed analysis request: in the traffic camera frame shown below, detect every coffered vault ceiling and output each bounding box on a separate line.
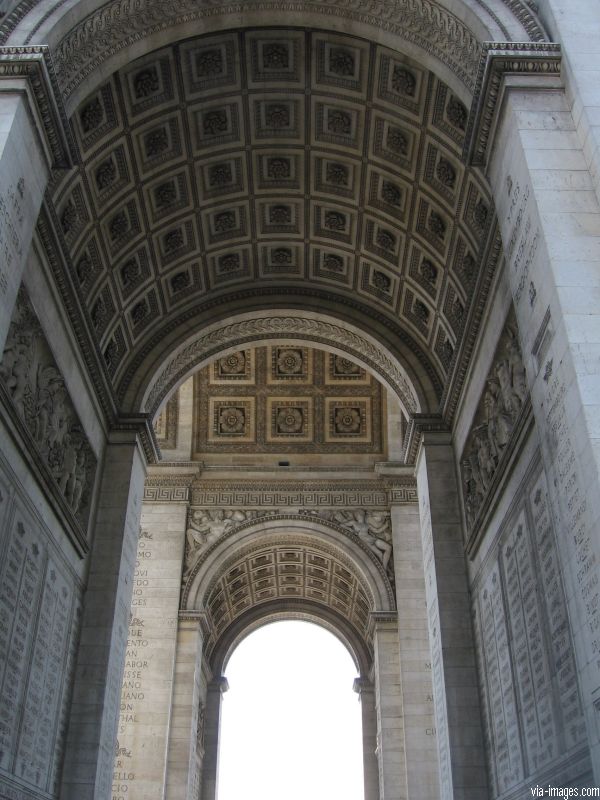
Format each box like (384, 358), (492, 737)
(48, 27), (497, 408)
(201, 540), (373, 660)
(154, 346), (387, 463)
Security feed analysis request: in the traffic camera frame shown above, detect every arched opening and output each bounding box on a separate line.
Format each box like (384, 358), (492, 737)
(3, 0), (596, 798)
(217, 620), (364, 800)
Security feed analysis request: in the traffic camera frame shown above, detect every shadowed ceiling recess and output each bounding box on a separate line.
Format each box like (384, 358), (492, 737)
(49, 27), (497, 412)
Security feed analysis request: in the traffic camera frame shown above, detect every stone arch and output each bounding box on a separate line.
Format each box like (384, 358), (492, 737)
(180, 515), (394, 800)
(2, 0), (549, 112)
(211, 603), (372, 678)
(135, 310), (430, 420)
(184, 515), (396, 620)
(41, 23), (506, 423)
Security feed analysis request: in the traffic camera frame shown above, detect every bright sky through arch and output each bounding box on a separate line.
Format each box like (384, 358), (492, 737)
(217, 620), (365, 800)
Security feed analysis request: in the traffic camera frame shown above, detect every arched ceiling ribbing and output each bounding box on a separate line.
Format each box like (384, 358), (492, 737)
(1, 0), (549, 108)
(48, 28), (498, 414)
(201, 539), (374, 659)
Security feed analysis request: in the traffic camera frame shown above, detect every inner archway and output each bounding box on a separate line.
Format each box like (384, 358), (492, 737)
(2, 0), (599, 796)
(217, 620), (364, 800)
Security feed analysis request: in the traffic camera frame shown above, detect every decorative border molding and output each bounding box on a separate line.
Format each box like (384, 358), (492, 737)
(0, 0), (549, 62)
(440, 225), (503, 424)
(387, 483), (418, 504)
(144, 482), (190, 502)
(37, 0), (486, 100)
(113, 413), (160, 463)
(143, 315), (421, 419)
(35, 206), (119, 426)
(144, 475), (400, 504)
(401, 413), (449, 465)
(154, 392), (178, 450)
(120, 287), (443, 412)
(498, 0), (548, 42)
(188, 480), (391, 508)
(0, 45), (72, 168)
(368, 609), (398, 629)
(465, 42), (562, 168)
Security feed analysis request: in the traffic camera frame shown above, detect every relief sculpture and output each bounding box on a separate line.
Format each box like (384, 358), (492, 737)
(300, 508), (393, 577)
(329, 510), (392, 573)
(182, 507), (394, 581)
(183, 509), (276, 580)
(0, 288), (96, 526)
(461, 319), (528, 532)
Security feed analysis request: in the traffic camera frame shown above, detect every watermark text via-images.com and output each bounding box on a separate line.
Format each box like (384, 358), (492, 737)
(531, 788), (600, 798)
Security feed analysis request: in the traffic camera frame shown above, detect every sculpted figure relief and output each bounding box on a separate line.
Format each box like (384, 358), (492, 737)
(182, 507), (394, 582)
(461, 321), (528, 530)
(183, 509), (274, 579)
(330, 509), (393, 573)
(186, 509), (245, 552)
(0, 289), (96, 522)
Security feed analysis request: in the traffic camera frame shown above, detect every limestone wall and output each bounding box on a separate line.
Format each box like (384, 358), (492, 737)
(454, 290), (594, 794)
(0, 429), (85, 800)
(0, 256), (105, 798)
(111, 502), (187, 800)
(470, 441), (592, 794)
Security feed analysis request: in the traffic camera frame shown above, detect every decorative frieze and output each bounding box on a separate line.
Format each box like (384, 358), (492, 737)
(143, 484), (190, 503)
(0, 46), (72, 169)
(189, 480), (389, 508)
(465, 43), (561, 168)
(0, 287), (97, 536)
(183, 506), (393, 582)
(461, 312), (529, 542)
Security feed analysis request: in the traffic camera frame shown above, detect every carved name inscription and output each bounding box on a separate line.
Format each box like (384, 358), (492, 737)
(473, 459), (587, 793)
(529, 472), (586, 749)
(543, 370), (600, 665)
(502, 512), (556, 771)
(505, 181), (539, 308)
(0, 178), (25, 298)
(479, 565), (524, 792)
(111, 535), (152, 800)
(0, 497), (80, 796)
(112, 523), (179, 800)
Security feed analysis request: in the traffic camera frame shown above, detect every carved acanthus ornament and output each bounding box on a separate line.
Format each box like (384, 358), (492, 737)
(0, 287), (97, 529)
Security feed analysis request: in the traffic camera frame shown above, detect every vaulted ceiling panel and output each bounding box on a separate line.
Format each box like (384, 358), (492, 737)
(48, 27), (495, 399)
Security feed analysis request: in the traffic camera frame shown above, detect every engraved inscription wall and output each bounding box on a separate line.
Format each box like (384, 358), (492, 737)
(0, 178), (25, 299)
(473, 457), (587, 795)
(112, 520), (182, 800)
(0, 463), (81, 799)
